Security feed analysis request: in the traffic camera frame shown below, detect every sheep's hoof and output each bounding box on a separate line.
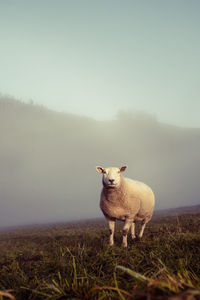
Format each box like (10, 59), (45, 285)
(131, 235), (136, 240)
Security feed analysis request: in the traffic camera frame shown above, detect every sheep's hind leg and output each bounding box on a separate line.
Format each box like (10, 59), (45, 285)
(108, 219), (115, 246)
(138, 220), (146, 239)
(122, 218), (132, 247)
(131, 222), (136, 240)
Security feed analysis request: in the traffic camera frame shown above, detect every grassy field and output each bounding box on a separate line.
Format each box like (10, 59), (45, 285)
(0, 212), (200, 299)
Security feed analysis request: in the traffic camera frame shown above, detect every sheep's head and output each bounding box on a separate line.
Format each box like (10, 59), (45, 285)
(96, 166), (127, 188)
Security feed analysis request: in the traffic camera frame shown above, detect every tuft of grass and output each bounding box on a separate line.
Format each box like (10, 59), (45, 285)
(0, 290), (15, 300)
(117, 258), (200, 297)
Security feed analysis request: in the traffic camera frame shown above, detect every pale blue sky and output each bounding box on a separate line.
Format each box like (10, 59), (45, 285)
(0, 0), (200, 127)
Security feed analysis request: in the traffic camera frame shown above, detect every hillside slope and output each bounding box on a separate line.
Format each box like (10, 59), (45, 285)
(0, 96), (200, 227)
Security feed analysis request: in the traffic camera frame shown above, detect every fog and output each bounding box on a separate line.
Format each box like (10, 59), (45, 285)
(0, 96), (200, 227)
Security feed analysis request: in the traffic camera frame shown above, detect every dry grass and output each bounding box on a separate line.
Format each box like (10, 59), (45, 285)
(0, 213), (200, 299)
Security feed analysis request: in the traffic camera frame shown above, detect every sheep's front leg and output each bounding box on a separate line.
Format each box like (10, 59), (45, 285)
(138, 221), (146, 238)
(122, 218), (132, 247)
(108, 219), (115, 246)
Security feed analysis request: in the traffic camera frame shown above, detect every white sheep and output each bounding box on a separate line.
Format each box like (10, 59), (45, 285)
(96, 166), (155, 247)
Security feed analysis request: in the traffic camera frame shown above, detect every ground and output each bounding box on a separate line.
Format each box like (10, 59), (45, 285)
(0, 212), (200, 299)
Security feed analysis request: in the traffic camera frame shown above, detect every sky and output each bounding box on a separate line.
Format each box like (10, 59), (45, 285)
(0, 0), (200, 127)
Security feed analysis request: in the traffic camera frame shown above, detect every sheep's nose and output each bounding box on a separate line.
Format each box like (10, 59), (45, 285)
(109, 179), (114, 184)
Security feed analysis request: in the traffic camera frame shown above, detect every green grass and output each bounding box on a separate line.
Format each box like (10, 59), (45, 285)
(0, 213), (200, 299)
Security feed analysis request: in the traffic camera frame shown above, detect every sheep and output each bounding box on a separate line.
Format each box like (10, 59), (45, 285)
(96, 166), (155, 247)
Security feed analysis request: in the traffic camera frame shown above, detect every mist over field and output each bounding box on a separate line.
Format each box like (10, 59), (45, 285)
(0, 96), (200, 227)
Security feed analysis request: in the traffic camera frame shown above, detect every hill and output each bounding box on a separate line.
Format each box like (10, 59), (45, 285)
(0, 95), (200, 227)
(155, 204), (200, 217)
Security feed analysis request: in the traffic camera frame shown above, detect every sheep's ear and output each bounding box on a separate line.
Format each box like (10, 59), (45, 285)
(120, 166), (127, 173)
(96, 166), (105, 173)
